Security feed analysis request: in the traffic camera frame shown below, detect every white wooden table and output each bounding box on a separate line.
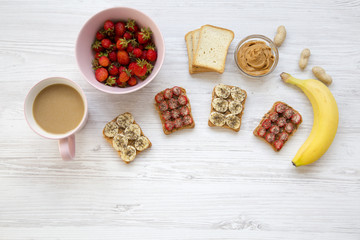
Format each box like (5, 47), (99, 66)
(1, 0), (359, 239)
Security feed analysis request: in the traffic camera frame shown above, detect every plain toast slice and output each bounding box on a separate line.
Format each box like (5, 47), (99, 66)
(193, 25), (234, 73)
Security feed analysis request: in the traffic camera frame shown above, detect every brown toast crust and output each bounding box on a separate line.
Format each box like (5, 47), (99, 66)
(253, 101), (302, 152)
(185, 30), (211, 74)
(155, 87), (195, 135)
(208, 84), (247, 132)
(190, 29), (212, 73)
(103, 112), (152, 163)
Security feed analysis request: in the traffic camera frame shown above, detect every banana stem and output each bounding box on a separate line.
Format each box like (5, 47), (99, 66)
(281, 72), (304, 88)
(280, 72), (292, 82)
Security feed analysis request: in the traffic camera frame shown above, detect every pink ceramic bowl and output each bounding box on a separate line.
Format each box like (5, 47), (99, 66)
(75, 7), (165, 94)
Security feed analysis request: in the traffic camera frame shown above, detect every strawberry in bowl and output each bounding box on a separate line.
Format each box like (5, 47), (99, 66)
(76, 7), (165, 94)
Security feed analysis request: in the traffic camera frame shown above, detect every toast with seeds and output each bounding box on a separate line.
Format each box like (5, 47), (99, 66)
(103, 112), (151, 163)
(208, 84), (247, 132)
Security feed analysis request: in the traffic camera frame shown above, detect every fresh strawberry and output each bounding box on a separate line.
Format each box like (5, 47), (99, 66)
(126, 43), (135, 53)
(114, 21), (126, 36)
(117, 50), (130, 65)
(116, 38), (129, 50)
(133, 59), (148, 77)
(108, 51), (117, 62)
(92, 59), (101, 70)
(145, 61), (154, 74)
(127, 76), (137, 86)
(103, 20), (114, 33)
(96, 30), (105, 40)
(128, 62), (137, 75)
(108, 64), (119, 75)
(105, 76), (117, 86)
(95, 68), (108, 82)
(139, 50), (146, 60)
(146, 49), (157, 62)
(92, 40), (104, 52)
(116, 80), (127, 88)
(145, 44), (157, 61)
(95, 52), (106, 60)
(133, 48), (142, 58)
(123, 32), (133, 40)
(118, 66), (126, 73)
(118, 70), (131, 83)
(137, 28), (152, 44)
(101, 39), (112, 49)
(98, 56), (110, 67)
(126, 19), (139, 32)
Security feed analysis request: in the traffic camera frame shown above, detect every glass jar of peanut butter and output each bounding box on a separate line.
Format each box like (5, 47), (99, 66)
(234, 35), (279, 77)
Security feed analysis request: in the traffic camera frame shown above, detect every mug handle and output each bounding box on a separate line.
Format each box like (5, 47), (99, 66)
(58, 134), (75, 160)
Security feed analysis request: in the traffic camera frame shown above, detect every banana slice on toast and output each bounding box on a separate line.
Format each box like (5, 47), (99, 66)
(209, 84), (247, 132)
(103, 112), (151, 164)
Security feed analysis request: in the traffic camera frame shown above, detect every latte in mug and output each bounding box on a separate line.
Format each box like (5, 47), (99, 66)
(32, 84), (85, 134)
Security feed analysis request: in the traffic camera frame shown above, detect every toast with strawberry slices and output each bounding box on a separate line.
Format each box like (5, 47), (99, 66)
(253, 102), (302, 152)
(154, 86), (195, 135)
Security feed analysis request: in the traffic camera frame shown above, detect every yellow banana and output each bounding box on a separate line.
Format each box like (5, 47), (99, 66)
(280, 73), (339, 166)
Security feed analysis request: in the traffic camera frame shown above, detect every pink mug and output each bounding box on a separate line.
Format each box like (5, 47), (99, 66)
(24, 77), (88, 160)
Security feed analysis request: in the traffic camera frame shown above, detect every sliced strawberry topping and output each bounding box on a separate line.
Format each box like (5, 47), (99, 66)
(164, 88), (173, 99)
(291, 113), (302, 125)
(284, 109), (294, 119)
(275, 103), (287, 113)
(155, 93), (164, 103)
(274, 140), (284, 151)
(269, 125), (280, 134)
(257, 127), (267, 137)
(285, 122), (294, 133)
(269, 112), (279, 122)
(174, 118), (183, 128)
(180, 106), (189, 116)
(172, 86), (182, 96)
(265, 132), (275, 143)
(182, 115), (193, 126)
(178, 95), (188, 106)
(278, 132), (289, 141)
(276, 117), (286, 127)
(162, 111), (171, 121)
(171, 109), (180, 119)
(168, 98), (179, 110)
(262, 118), (272, 129)
(158, 101), (168, 112)
(165, 120), (174, 131)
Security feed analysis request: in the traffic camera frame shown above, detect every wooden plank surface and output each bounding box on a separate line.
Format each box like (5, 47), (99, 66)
(0, 0), (359, 239)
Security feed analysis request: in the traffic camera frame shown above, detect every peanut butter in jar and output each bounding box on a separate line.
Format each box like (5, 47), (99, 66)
(237, 40), (276, 76)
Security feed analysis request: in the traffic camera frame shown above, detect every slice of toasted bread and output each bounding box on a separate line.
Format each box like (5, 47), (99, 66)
(191, 29), (211, 73)
(185, 30), (210, 74)
(103, 112), (151, 163)
(155, 87), (195, 135)
(253, 102), (302, 152)
(193, 25), (234, 73)
(208, 84), (247, 132)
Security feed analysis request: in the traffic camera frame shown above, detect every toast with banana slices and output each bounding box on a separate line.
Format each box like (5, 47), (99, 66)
(103, 112), (151, 163)
(208, 84), (247, 132)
